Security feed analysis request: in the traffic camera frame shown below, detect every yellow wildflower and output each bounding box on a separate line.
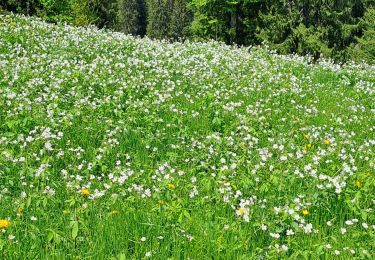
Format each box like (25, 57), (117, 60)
(237, 207), (245, 215)
(323, 139), (330, 145)
(167, 183), (176, 190)
(0, 219), (11, 229)
(63, 210), (69, 215)
(355, 180), (361, 188)
(81, 188), (90, 197)
(302, 209), (309, 216)
(111, 210), (119, 216)
(303, 134), (310, 140)
(304, 144), (312, 150)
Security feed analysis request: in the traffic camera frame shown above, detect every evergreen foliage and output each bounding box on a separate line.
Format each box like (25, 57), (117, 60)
(146, 0), (172, 39)
(117, 0), (147, 36)
(85, 0), (117, 28)
(1, 0), (374, 63)
(69, 0), (98, 26)
(256, 0), (366, 61)
(349, 8), (375, 63)
(169, 0), (191, 40)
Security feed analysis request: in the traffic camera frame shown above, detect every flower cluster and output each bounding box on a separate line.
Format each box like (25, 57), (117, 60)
(0, 14), (374, 258)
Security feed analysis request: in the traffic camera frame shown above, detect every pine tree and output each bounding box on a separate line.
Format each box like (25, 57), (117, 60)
(69, 0), (117, 28)
(169, 0), (192, 40)
(89, 0), (118, 29)
(146, 0), (172, 39)
(1, 0), (41, 16)
(350, 8), (375, 63)
(117, 0), (147, 36)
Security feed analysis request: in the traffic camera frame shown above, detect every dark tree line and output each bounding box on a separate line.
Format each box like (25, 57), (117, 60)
(1, 0), (374, 63)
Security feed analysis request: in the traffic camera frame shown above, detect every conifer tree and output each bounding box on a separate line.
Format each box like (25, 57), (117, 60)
(350, 8), (375, 63)
(169, 0), (192, 40)
(146, 0), (172, 39)
(117, 0), (147, 36)
(70, 0), (117, 28)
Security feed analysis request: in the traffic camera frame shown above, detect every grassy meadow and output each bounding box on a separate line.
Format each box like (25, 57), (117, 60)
(0, 15), (374, 259)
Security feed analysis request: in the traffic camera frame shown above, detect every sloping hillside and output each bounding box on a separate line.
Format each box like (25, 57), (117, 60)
(0, 15), (374, 259)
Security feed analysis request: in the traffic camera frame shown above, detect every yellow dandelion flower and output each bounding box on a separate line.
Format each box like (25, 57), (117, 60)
(304, 144), (312, 150)
(323, 139), (330, 145)
(302, 209), (309, 216)
(0, 219), (11, 229)
(167, 183), (176, 190)
(81, 188), (90, 197)
(355, 180), (361, 188)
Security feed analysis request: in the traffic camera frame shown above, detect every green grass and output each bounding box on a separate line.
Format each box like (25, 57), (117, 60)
(0, 14), (374, 259)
